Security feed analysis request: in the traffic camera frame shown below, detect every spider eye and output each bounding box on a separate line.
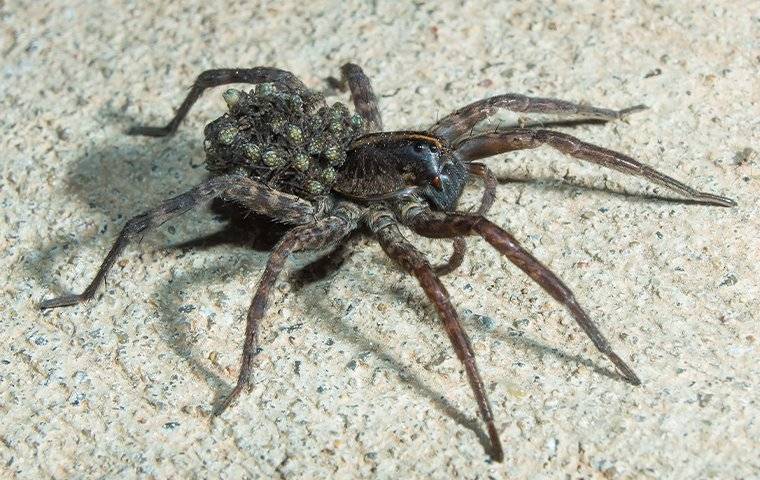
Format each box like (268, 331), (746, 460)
(413, 143), (425, 152)
(429, 145), (439, 154)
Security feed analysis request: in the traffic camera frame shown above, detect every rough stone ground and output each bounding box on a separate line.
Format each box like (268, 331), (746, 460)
(1, 1), (758, 478)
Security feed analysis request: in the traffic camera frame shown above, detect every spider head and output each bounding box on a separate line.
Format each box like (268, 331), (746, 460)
(400, 136), (467, 211)
(338, 132), (467, 211)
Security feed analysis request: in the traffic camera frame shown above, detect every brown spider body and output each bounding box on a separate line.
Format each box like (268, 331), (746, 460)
(337, 131), (468, 210)
(41, 63), (735, 462)
(203, 82), (467, 210)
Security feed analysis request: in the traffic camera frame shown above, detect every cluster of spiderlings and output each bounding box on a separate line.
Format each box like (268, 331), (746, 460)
(203, 82), (367, 198)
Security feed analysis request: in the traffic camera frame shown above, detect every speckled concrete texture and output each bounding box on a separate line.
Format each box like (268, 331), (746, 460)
(2, 1), (758, 478)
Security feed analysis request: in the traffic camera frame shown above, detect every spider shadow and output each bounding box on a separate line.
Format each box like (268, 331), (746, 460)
(34, 107), (643, 457)
(471, 117), (729, 207)
(25, 111), (208, 294)
(26, 108), (290, 411)
(295, 275), (495, 457)
(151, 228), (495, 458)
(25, 104), (491, 455)
(482, 325), (624, 384)
(493, 173), (720, 207)
(150, 203), (291, 401)
(374, 274), (628, 425)
(374, 265), (627, 386)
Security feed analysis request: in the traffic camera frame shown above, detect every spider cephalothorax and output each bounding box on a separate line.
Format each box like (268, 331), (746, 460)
(336, 132), (468, 210)
(41, 63), (735, 462)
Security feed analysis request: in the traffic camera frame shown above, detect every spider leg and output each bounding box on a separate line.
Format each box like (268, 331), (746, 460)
(333, 63), (383, 132)
(402, 204), (641, 386)
(127, 67), (308, 137)
(433, 237), (467, 276)
(288, 228), (466, 284)
(430, 93), (645, 142)
(427, 162), (495, 276)
(367, 210), (504, 462)
(455, 128), (736, 207)
(214, 203), (360, 415)
(428, 162), (497, 276)
(290, 232), (360, 288)
(468, 162), (498, 216)
(40, 175), (316, 309)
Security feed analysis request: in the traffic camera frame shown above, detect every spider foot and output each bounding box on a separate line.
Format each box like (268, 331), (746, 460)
(607, 351), (642, 386)
(487, 421), (505, 463)
(693, 191), (737, 207)
(40, 293), (88, 310)
(212, 382), (246, 417)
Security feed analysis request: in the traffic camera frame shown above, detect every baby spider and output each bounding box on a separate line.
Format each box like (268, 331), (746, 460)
(41, 63), (735, 462)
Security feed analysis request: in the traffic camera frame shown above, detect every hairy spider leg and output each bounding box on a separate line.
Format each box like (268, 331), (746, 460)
(429, 162), (498, 276)
(433, 237), (467, 276)
(455, 129), (736, 206)
(430, 93), (646, 142)
(289, 233), (360, 289)
(40, 175), (316, 309)
(428, 162), (498, 276)
(467, 162), (498, 216)
(404, 206), (642, 387)
(336, 63), (383, 132)
(214, 203), (360, 415)
(368, 213), (505, 463)
(127, 68), (309, 137)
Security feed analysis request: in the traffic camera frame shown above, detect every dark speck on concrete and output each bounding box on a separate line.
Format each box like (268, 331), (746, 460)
(474, 314), (496, 331)
(733, 147), (755, 165)
(163, 422), (180, 430)
(280, 323), (303, 333)
(178, 304), (195, 313)
(698, 392), (713, 407)
(508, 327), (525, 337)
(644, 67), (662, 78)
(513, 318), (530, 328)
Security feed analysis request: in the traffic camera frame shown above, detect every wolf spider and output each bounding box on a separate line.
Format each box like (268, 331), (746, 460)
(40, 63), (735, 462)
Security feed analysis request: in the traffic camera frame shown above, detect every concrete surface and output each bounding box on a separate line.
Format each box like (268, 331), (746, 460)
(1, 1), (758, 478)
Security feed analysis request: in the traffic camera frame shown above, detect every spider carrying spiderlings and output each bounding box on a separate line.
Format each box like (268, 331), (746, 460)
(40, 63), (735, 462)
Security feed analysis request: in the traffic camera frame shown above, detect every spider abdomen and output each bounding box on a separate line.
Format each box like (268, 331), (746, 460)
(202, 83), (367, 199)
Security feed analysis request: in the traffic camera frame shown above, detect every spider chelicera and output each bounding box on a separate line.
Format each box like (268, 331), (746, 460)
(41, 63), (735, 462)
